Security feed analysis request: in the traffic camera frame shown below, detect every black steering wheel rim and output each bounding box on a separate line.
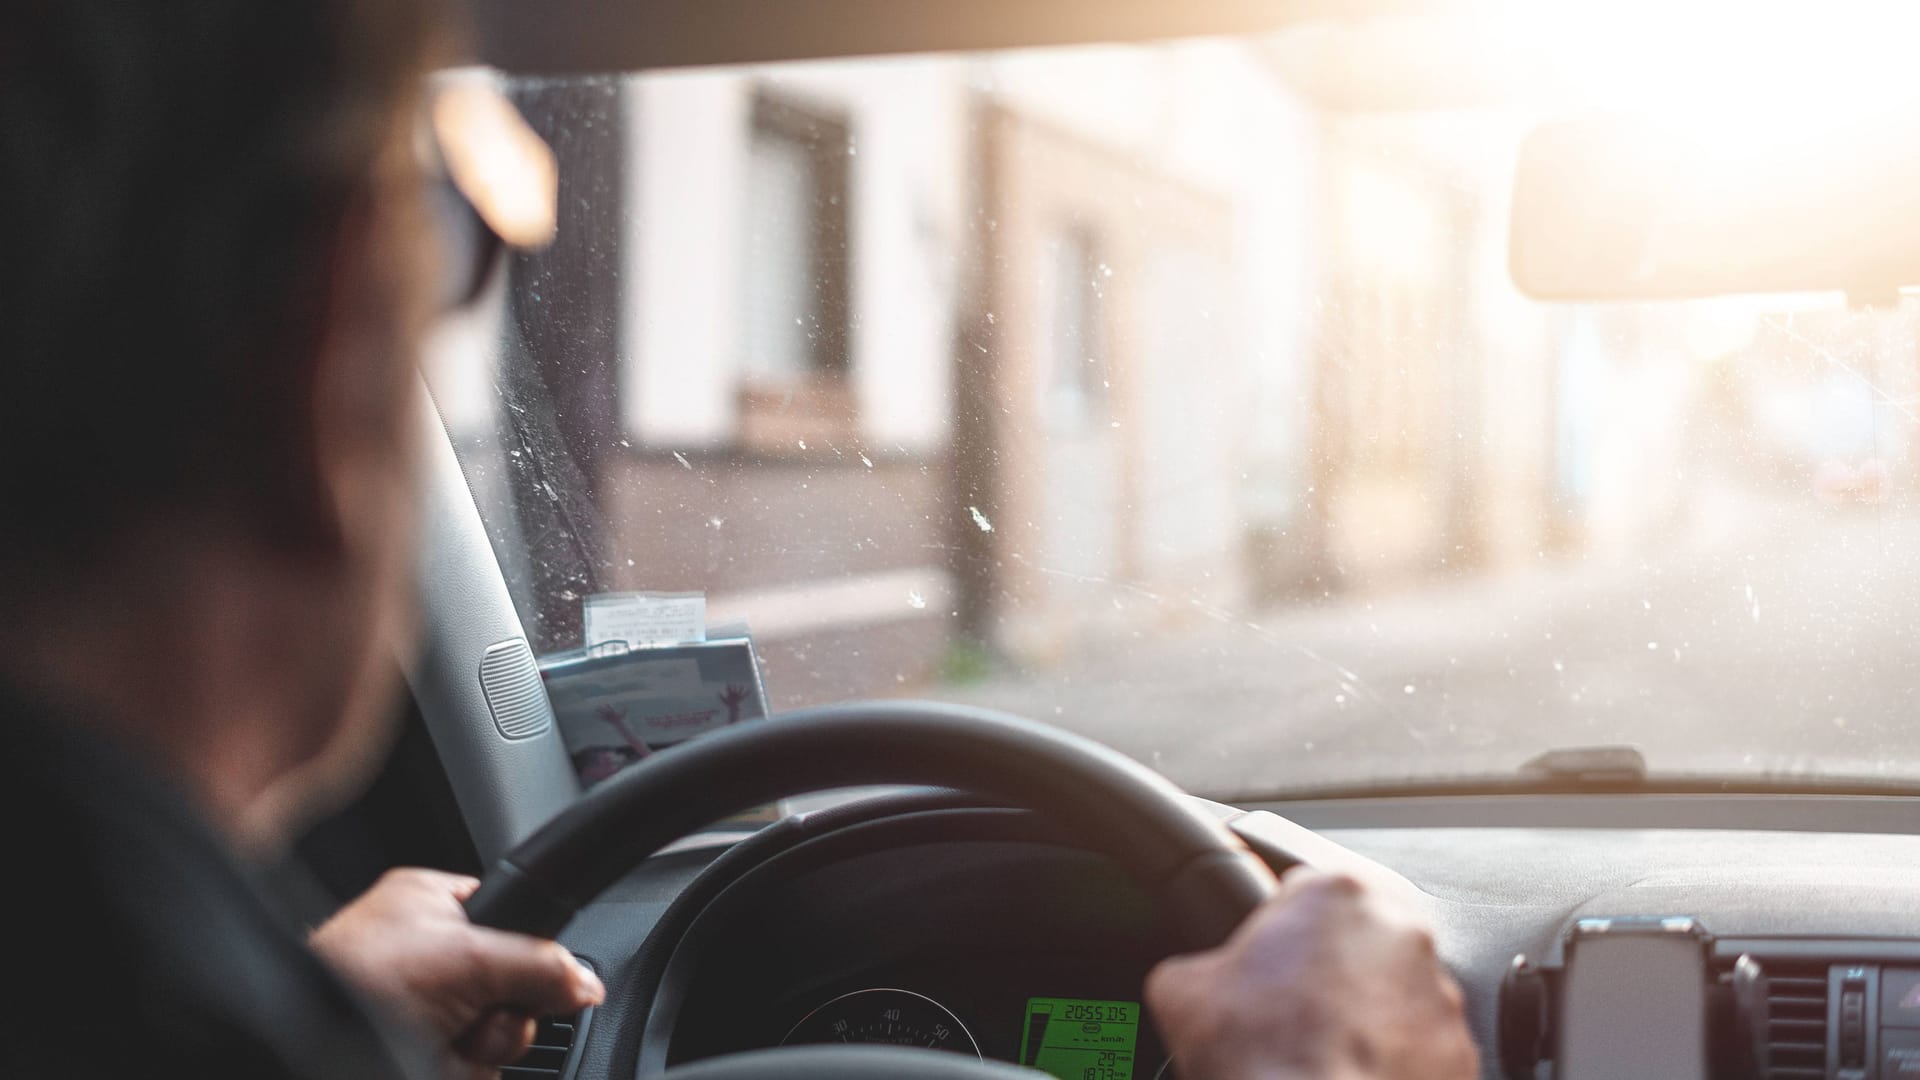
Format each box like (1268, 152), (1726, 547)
(467, 700), (1278, 947)
(465, 702), (1282, 1078)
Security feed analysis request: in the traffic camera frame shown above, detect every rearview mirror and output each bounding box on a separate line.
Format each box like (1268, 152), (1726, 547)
(1508, 113), (1920, 302)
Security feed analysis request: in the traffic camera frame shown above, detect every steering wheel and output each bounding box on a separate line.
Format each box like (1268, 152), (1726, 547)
(465, 700), (1283, 1079)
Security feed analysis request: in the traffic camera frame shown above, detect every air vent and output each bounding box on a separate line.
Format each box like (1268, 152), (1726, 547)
(479, 638), (553, 740)
(1759, 963), (1829, 1080)
(502, 1007), (592, 1079)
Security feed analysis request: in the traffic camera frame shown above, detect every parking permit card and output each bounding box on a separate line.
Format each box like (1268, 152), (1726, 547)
(540, 635), (768, 792)
(581, 590), (706, 649)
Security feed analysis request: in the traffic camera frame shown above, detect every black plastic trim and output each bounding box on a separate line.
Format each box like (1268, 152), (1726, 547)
(620, 788), (1308, 1076)
(601, 790), (1011, 1080)
(636, 804), (1076, 1074)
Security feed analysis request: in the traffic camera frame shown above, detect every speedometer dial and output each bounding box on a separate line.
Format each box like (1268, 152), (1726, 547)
(781, 988), (982, 1057)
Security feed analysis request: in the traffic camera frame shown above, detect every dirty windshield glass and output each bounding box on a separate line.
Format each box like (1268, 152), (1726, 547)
(424, 31), (1920, 799)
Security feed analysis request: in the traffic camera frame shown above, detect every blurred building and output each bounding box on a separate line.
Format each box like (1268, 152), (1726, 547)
(575, 47), (1323, 689)
(601, 62), (969, 702)
(1271, 112), (1565, 592)
(1266, 106), (1719, 593)
(432, 43), (1742, 708)
(958, 102), (1241, 660)
(956, 46), (1319, 662)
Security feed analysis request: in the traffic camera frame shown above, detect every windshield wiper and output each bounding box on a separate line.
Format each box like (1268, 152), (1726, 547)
(1518, 745), (1649, 788)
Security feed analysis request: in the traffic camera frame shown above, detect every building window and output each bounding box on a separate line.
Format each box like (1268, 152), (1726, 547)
(742, 93), (851, 383)
(1042, 226), (1107, 431)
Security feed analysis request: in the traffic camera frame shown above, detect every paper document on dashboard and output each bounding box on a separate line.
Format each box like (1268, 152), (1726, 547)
(540, 634), (769, 793)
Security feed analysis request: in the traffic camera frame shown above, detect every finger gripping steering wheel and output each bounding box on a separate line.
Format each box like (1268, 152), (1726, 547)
(465, 701), (1280, 1078)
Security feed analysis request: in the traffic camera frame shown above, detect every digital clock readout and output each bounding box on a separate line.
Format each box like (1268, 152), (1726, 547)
(1019, 997), (1139, 1080)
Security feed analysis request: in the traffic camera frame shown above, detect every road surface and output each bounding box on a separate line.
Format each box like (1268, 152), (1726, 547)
(936, 491), (1920, 799)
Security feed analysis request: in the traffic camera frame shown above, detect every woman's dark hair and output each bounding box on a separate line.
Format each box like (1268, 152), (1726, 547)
(0, 0), (440, 561)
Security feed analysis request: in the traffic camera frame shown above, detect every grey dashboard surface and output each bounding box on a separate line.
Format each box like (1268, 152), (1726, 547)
(1323, 825), (1920, 924)
(543, 796), (1920, 1080)
(1293, 802), (1920, 1078)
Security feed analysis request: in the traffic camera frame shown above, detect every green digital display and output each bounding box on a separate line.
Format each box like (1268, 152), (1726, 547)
(1019, 997), (1138, 1080)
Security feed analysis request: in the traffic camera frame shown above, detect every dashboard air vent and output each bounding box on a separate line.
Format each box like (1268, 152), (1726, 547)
(1758, 963), (1829, 1080)
(501, 1008), (591, 1079)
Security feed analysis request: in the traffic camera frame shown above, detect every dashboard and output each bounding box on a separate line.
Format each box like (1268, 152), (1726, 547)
(639, 805), (1182, 1078)
(541, 792), (1920, 1080)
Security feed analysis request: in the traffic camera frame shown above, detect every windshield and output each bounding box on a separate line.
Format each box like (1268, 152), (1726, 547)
(424, 30), (1920, 801)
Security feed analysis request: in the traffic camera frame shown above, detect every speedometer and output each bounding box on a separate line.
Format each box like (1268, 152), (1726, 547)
(781, 988), (982, 1057)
